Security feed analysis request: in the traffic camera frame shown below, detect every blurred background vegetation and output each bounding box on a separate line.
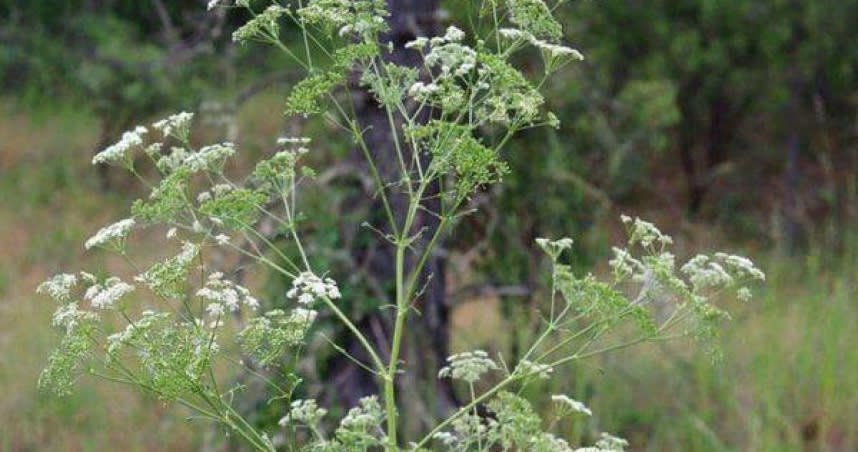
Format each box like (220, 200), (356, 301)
(0, 0), (855, 450)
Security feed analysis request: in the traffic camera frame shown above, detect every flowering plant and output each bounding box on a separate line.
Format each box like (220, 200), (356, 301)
(38, 1), (763, 450)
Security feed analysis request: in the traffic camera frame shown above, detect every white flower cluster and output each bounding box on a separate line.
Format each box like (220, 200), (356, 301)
(681, 253), (765, 292)
(208, 0), (249, 10)
(407, 81), (440, 98)
(593, 432), (630, 451)
(438, 350), (498, 383)
(233, 5), (287, 43)
(513, 359), (553, 379)
(84, 218), (136, 250)
(197, 183), (234, 205)
(551, 394), (592, 416)
(432, 431), (458, 447)
(278, 399), (327, 426)
(621, 215), (673, 248)
(184, 142), (236, 172)
(289, 307), (319, 326)
(277, 136), (312, 148)
(152, 111), (194, 139)
(498, 27), (584, 61)
(92, 126), (147, 166)
(714, 252), (766, 281)
(608, 246), (642, 280)
(51, 302), (99, 333)
(197, 272), (259, 324)
(338, 395), (384, 430)
(681, 255), (731, 289)
(158, 143), (235, 174)
(297, 0), (389, 39)
(155, 146), (188, 172)
(535, 237), (574, 260)
(286, 272), (341, 305)
(37, 273), (78, 303)
(421, 26), (477, 78)
(84, 277), (135, 309)
(337, 15), (387, 37)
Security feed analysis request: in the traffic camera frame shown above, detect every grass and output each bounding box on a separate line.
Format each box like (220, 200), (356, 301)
(0, 101), (200, 451)
(1, 98), (855, 451)
(577, 250), (858, 451)
(449, 233), (858, 451)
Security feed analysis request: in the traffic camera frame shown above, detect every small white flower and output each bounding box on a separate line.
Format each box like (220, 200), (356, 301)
(277, 136), (312, 146)
(433, 432), (458, 446)
(532, 39), (585, 60)
(85, 218), (136, 250)
(206, 302), (225, 318)
(152, 112), (194, 138)
(535, 237), (573, 260)
(211, 183), (233, 196)
(551, 394), (592, 416)
(51, 302), (98, 333)
(79, 272), (97, 284)
(622, 215), (673, 248)
(499, 27), (528, 40)
(408, 81), (440, 98)
(84, 278), (135, 309)
(405, 36), (428, 49)
(288, 272), (341, 305)
(214, 234), (230, 245)
(197, 272), (258, 324)
(438, 350), (497, 383)
(514, 359), (553, 379)
(594, 432), (629, 451)
(93, 126), (147, 166)
(166, 227), (177, 239)
(298, 293), (314, 305)
(37, 273), (78, 303)
(444, 25), (465, 42)
(280, 399), (327, 426)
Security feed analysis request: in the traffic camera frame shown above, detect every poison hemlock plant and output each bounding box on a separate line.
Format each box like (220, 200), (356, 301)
(37, 1), (764, 451)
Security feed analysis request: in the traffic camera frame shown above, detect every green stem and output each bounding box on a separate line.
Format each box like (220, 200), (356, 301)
(384, 173), (431, 449)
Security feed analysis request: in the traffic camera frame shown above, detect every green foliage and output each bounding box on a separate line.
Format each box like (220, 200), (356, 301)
(199, 188), (267, 230)
(408, 120), (510, 200)
(39, 321), (96, 397)
(131, 167), (192, 224)
(476, 52), (545, 125)
(239, 309), (316, 366)
(506, 0), (564, 41)
(136, 242), (199, 298)
(285, 71), (346, 117)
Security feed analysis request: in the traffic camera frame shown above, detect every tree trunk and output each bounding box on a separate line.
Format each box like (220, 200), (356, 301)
(327, 0), (457, 432)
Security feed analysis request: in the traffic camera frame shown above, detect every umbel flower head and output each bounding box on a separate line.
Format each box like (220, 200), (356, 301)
(438, 350), (498, 383)
(84, 218), (136, 250)
(286, 272), (341, 305)
(278, 399), (327, 427)
(84, 277), (135, 310)
(197, 272), (259, 327)
(152, 111), (193, 140)
(551, 394), (592, 416)
(36, 273), (79, 303)
(92, 126), (147, 166)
